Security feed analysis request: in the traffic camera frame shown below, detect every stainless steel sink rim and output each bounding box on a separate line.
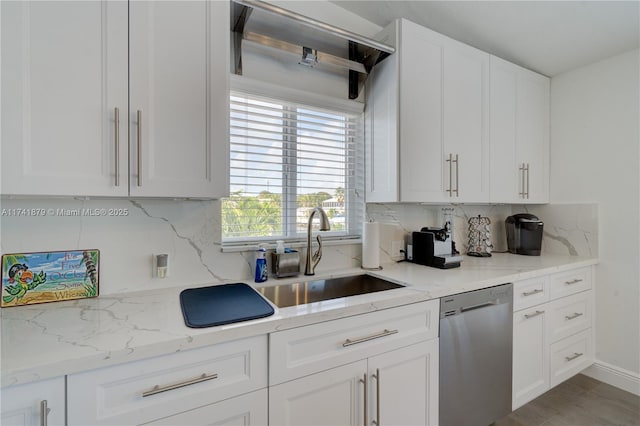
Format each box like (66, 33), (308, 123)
(257, 274), (404, 308)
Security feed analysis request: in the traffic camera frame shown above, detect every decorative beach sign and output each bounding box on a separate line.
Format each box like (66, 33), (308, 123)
(1, 250), (99, 307)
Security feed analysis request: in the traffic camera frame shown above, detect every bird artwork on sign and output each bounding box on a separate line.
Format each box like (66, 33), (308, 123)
(2, 263), (47, 304)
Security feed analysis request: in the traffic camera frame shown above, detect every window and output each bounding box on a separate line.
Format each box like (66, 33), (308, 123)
(222, 91), (364, 245)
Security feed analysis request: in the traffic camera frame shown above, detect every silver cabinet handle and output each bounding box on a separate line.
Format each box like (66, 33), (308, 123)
(446, 153), (453, 196)
(114, 107), (120, 187)
(525, 163), (530, 199)
(565, 312), (584, 321)
(372, 369), (380, 426)
(137, 109), (143, 187)
(524, 310), (545, 319)
(40, 400), (50, 426)
(360, 374), (368, 426)
(519, 164), (525, 198)
(141, 373), (218, 398)
(454, 154), (459, 197)
(522, 288), (543, 297)
(565, 278), (583, 285)
(565, 352), (583, 362)
(343, 329), (398, 347)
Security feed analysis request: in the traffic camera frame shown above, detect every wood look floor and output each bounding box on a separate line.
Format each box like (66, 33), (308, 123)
(495, 374), (640, 426)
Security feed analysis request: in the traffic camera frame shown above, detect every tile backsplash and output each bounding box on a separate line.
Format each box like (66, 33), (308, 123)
(0, 198), (360, 295)
(1, 197), (597, 295)
(367, 203), (598, 264)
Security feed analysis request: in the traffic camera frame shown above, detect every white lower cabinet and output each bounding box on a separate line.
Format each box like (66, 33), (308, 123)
(269, 341), (438, 426)
(270, 360), (367, 426)
(512, 306), (549, 409)
(144, 388), (267, 426)
(368, 340), (439, 426)
(268, 301), (440, 426)
(512, 266), (594, 410)
(67, 335), (267, 425)
(549, 329), (593, 388)
(1, 377), (65, 426)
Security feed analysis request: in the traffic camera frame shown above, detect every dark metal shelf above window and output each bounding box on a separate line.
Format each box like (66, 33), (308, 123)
(231, 0), (395, 99)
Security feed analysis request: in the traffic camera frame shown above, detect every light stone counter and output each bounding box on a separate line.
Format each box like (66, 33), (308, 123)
(1, 253), (598, 388)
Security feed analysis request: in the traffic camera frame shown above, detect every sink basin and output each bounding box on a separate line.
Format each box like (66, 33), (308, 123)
(257, 274), (404, 308)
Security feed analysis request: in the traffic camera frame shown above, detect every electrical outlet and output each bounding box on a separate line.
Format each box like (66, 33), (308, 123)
(391, 240), (405, 261)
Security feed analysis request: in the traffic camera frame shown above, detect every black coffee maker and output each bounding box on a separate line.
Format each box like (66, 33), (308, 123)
(505, 214), (543, 255)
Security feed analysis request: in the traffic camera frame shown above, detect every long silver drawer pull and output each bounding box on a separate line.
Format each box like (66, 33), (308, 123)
(114, 107), (120, 187)
(565, 278), (583, 285)
(40, 400), (50, 426)
(343, 329), (398, 347)
(372, 368), (380, 426)
(142, 373), (218, 398)
(360, 374), (368, 426)
(565, 312), (584, 320)
(522, 288), (543, 297)
(524, 310), (545, 319)
(519, 164), (526, 198)
(137, 109), (143, 187)
(565, 352), (583, 362)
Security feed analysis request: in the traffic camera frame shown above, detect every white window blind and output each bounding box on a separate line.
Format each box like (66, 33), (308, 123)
(222, 91), (364, 244)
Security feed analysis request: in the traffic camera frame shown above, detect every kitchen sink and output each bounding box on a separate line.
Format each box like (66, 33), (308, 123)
(257, 274), (404, 308)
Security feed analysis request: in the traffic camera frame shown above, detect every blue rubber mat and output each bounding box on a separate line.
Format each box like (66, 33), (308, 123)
(180, 283), (275, 328)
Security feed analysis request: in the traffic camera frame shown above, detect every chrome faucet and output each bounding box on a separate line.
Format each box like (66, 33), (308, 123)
(304, 207), (331, 276)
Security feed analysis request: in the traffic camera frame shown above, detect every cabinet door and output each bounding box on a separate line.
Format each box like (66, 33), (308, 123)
(489, 56), (520, 203)
(512, 307), (549, 410)
(442, 40), (490, 202)
(129, 0), (229, 198)
(398, 20), (447, 203)
(490, 56), (549, 204)
(146, 389), (267, 426)
(368, 340), (439, 426)
(365, 23), (399, 203)
(517, 71), (549, 203)
(269, 360), (367, 426)
(1, 1), (128, 196)
(1, 377), (65, 426)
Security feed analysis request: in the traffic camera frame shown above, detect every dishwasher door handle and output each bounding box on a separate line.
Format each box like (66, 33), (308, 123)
(460, 301), (497, 313)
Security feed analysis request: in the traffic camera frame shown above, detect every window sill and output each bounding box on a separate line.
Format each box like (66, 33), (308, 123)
(221, 237), (362, 253)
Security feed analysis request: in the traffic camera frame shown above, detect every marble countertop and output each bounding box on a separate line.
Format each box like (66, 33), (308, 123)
(1, 253), (598, 388)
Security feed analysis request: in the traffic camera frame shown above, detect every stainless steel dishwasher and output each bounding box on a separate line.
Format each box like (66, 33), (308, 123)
(439, 283), (513, 426)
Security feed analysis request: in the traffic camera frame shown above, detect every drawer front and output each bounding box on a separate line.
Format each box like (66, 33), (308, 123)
(549, 329), (593, 387)
(270, 300), (439, 385)
(68, 335), (267, 426)
(514, 276), (549, 311)
(549, 267), (592, 300)
(547, 291), (592, 344)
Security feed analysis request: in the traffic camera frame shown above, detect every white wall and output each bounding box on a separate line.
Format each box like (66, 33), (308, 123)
(550, 49), (640, 378)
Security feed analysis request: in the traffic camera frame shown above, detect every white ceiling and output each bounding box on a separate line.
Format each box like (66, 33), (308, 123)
(330, 1), (640, 76)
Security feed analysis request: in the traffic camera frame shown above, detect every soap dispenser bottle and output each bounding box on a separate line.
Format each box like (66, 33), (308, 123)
(254, 247), (268, 283)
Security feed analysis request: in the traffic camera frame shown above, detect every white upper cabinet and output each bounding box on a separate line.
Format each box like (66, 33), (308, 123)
(366, 18), (489, 203)
(129, 0), (229, 198)
(1, 0), (229, 198)
(1, 1), (129, 196)
(490, 56), (550, 203)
